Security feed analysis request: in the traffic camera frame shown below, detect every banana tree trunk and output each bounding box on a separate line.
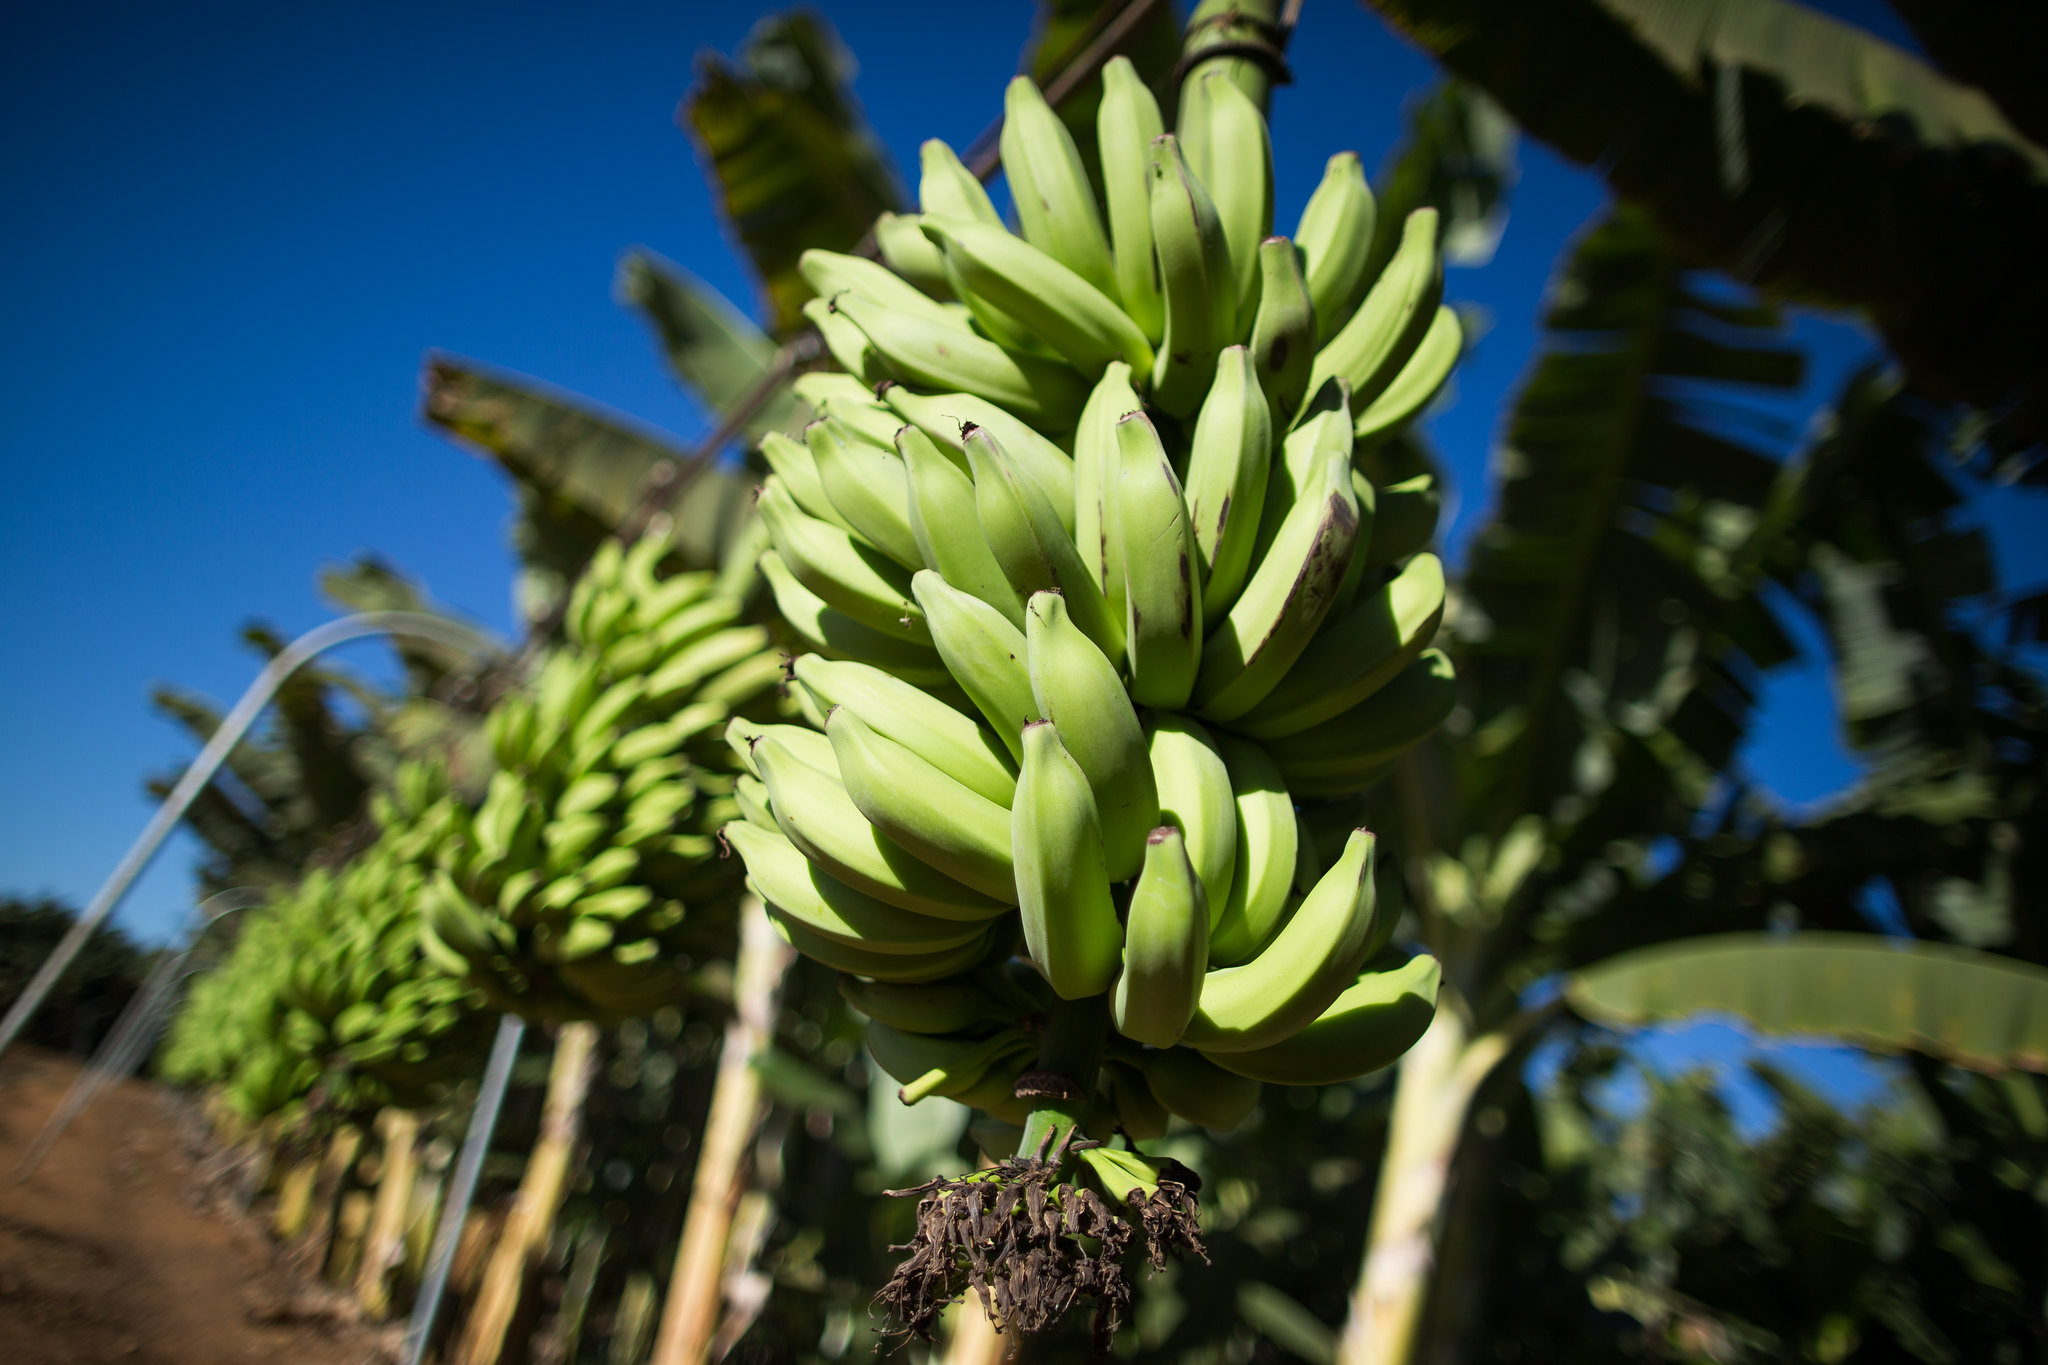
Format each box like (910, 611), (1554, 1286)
(357, 1107), (422, 1318)
(456, 1019), (600, 1365)
(1334, 997), (1507, 1365)
(649, 898), (794, 1365)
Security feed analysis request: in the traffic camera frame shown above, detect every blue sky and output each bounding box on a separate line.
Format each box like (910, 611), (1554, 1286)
(0, 0), (2034, 957)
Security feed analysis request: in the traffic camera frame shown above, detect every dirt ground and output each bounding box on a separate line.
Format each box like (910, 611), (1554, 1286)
(0, 1047), (396, 1365)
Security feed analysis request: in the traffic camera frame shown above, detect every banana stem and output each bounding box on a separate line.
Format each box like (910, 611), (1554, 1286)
(1013, 992), (1109, 1161)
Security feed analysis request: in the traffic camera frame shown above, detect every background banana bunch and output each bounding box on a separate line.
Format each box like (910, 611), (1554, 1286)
(734, 58), (1456, 1144)
(416, 535), (792, 1024)
(161, 770), (493, 1123)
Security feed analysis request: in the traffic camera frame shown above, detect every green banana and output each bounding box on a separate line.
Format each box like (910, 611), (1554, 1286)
(1363, 473), (1442, 568)
(765, 908), (996, 984)
(832, 291), (1088, 430)
(1141, 1046), (1262, 1130)
(733, 774), (776, 830)
(792, 654), (1016, 807)
(806, 417), (921, 569)
(645, 627), (775, 706)
(802, 298), (889, 386)
(1095, 55), (1165, 341)
(898, 1032), (1037, 1105)
(917, 138), (1004, 228)
(798, 247), (966, 335)
(1182, 346), (1273, 627)
(1025, 591), (1158, 883)
(1307, 208), (1443, 408)
(757, 551), (950, 688)
(897, 424), (1024, 626)
(724, 821), (987, 954)
(872, 211), (953, 299)
(998, 76), (1116, 298)
(790, 371), (881, 411)
(838, 975), (1020, 1035)
(1182, 828), (1382, 1052)
(922, 217), (1153, 377)
(1115, 410), (1202, 708)
(1011, 720), (1123, 1000)
(1248, 236), (1316, 425)
(1192, 450), (1363, 721)
(1110, 826), (1210, 1047)
(966, 425), (1123, 660)
(1073, 362), (1142, 627)
(1146, 715), (1237, 915)
(1100, 1057), (1171, 1140)
(1295, 152), (1376, 343)
(1203, 951), (1440, 1086)
(1148, 133), (1236, 417)
(911, 571), (1039, 765)
(757, 480), (928, 642)
(812, 390), (909, 452)
(881, 385), (1077, 531)
(1261, 649), (1458, 791)
(1353, 305), (1461, 445)
(826, 707), (1017, 903)
(1178, 68), (1272, 322)
(751, 732), (1009, 922)
(1233, 552), (1446, 737)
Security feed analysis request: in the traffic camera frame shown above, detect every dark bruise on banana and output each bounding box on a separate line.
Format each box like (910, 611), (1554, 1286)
(737, 49), (1463, 1346)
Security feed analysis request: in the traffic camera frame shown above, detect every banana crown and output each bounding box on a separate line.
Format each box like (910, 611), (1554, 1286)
(737, 59), (1458, 1126)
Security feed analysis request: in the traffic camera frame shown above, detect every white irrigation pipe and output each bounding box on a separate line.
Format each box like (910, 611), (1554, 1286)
(402, 1012), (527, 1365)
(12, 889), (268, 1179)
(0, 611), (498, 1064)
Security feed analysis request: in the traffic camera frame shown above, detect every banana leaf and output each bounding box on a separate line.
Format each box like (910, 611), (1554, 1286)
(615, 250), (801, 438)
(681, 11), (906, 333)
(1567, 932), (2048, 1075)
(1359, 0), (2048, 449)
(1845, 1), (2048, 152)
(317, 555), (497, 694)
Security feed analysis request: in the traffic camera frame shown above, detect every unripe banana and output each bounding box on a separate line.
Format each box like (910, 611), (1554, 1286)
(1183, 346), (1273, 627)
(799, 248), (967, 335)
(1248, 237), (1316, 424)
(999, 76), (1116, 299)
(1073, 362), (1143, 625)
(966, 426), (1123, 660)
(1095, 56), (1165, 342)
(1146, 716), (1237, 915)
(1100, 1057), (1171, 1140)
(881, 386), (1077, 531)
(806, 418), (921, 569)
(733, 774), (776, 829)
(1261, 649), (1457, 791)
(802, 298), (889, 386)
(645, 627), (775, 706)
(792, 654), (1016, 807)
(1364, 472), (1443, 568)
(1111, 826), (1210, 1047)
(1182, 828), (1383, 1053)
(898, 425), (1024, 626)
(918, 138), (1004, 228)
(1192, 450), (1362, 720)
(1353, 305), (1461, 445)
(1202, 951), (1440, 1086)
(922, 217), (1154, 377)
(1308, 208), (1443, 409)
(725, 821), (987, 954)
(1148, 133), (1236, 417)
(1025, 591), (1157, 882)
(1178, 68), (1273, 323)
(751, 732), (1009, 922)
(765, 907), (996, 983)
(649, 594), (744, 658)
(1142, 1046), (1262, 1130)
(1011, 720), (1123, 1000)
(757, 480), (927, 642)
(1263, 378), (1352, 533)
(838, 975), (1020, 1035)
(911, 571), (1039, 766)
(871, 211), (953, 299)
(1233, 553), (1446, 738)
(791, 371), (882, 412)
(831, 292), (1088, 430)
(811, 390), (909, 452)
(758, 551), (950, 688)
(1115, 411), (1202, 708)
(1295, 152), (1376, 343)
(826, 708), (1017, 903)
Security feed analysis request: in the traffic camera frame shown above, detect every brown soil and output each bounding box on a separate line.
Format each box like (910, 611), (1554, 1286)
(0, 1047), (397, 1365)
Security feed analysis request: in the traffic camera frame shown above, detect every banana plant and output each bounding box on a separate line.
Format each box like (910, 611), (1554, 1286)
(1358, 0), (2048, 460)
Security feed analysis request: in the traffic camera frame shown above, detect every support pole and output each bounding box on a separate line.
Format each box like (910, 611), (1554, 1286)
(0, 611), (497, 1063)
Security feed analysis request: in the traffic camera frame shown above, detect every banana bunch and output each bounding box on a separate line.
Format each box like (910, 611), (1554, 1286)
(417, 536), (790, 1023)
(734, 58), (1463, 1131)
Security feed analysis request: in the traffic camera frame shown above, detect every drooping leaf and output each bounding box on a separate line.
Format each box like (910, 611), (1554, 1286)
(681, 11), (907, 332)
(1882, 0), (2048, 151)
(615, 249), (802, 438)
(317, 555), (498, 695)
(1567, 932), (2048, 1074)
(1359, 0), (2048, 446)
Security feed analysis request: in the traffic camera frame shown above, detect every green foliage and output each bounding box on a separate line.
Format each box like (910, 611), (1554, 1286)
(0, 896), (153, 1054)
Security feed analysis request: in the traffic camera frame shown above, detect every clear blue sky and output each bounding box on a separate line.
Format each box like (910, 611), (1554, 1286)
(0, 0), (2032, 959)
